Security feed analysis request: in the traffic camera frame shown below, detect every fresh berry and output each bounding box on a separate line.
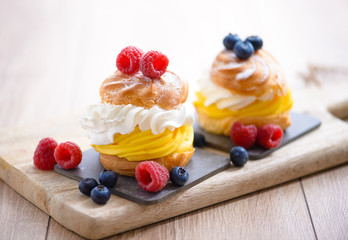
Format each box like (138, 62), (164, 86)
(233, 41), (254, 60)
(91, 185), (111, 204)
(257, 124), (283, 149)
(223, 33), (241, 50)
(230, 146), (248, 167)
(140, 51), (169, 79)
(193, 132), (206, 147)
(54, 141), (82, 169)
(135, 161), (169, 192)
(99, 170), (118, 188)
(79, 178), (98, 196)
(230, 122), (258, 150)
(33, 138), (58, 170)
(116, 46), (143, 75)
(170, 167), (189, 186)
(245, 36), (263, 51)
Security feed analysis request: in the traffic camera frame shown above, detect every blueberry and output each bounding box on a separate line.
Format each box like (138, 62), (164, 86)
(233, 41), (254, 60)
(223, 33), (241, 50)
(193, 132), (206, 147)
(230, 146), (248, 167)
(99, 170), (118, 188)
(170, 167), (189, 186)
(245, 36), (263, 51)
(91, 185), (111, 204)
(78, 178), (98, 196)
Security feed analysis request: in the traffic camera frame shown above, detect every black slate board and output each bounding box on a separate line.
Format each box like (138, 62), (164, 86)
(55, 148), (230, 205)
(194, 112), (321, 160)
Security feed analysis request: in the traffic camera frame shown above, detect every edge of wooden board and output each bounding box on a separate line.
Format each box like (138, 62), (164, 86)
(0, 111), (348, 239)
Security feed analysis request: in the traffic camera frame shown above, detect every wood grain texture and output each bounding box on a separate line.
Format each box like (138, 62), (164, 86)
(0, 179), (49, 240)
(0, 106), (347, 238)
(109, 181), (316, 240)
(46, 181), (315, 240)
(47, 218), (84, 240)
(302, 164), (348, 240)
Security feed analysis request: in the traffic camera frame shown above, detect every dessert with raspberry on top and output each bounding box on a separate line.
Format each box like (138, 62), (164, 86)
(80, 46), (195, 177)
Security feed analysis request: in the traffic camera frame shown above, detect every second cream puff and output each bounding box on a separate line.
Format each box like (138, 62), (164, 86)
(194, 36), (293, 136)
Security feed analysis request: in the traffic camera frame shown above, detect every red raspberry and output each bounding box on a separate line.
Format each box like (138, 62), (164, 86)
(230, 122), (258, 149)
(54, 141), (82, 169)
(116, 46), (143, 75)
(257, 124), (283, 149)
(135, 161), (169, 192)
(33, 138), (58, 170)
(140, 50), (169, 79)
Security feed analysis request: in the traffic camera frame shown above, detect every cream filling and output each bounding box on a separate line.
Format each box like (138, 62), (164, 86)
(79, 103), (195, 145)
(199, 78), (276, 110)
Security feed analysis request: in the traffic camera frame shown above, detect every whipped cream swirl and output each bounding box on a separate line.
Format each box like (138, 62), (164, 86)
(80, 103), (195, 145)
(199, 78), (276, 110)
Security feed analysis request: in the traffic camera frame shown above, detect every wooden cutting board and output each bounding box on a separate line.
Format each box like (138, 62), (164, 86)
(1, 81), (348, 239)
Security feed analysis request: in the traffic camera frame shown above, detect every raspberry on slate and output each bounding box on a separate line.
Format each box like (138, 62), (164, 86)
(230, 121), (258, 149)
(33, 137), (58, 170)
(135, 161), (169, 192)
(54, 141), (82, 169)
(116, 46), (143, 75)
(257, 124), (283, 149)
(140, 50), (169, 79)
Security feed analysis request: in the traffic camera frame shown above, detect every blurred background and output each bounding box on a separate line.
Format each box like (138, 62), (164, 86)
(1, 0), (348, 125)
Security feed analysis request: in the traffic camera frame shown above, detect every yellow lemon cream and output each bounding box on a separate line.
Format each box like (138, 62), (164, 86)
(93, 125), (193, 161)
(194, 90), (293, 119)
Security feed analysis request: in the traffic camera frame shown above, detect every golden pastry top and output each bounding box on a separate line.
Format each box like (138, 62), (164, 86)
(210, 49), (288, 98)
(99, 70), (189, 110)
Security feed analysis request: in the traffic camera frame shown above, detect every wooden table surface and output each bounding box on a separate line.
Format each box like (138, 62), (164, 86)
(1, 0), (348, 239)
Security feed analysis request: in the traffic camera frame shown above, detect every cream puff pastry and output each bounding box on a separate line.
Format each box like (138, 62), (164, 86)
(80, 47), (195, 176)
(194, 36), (293, 136)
